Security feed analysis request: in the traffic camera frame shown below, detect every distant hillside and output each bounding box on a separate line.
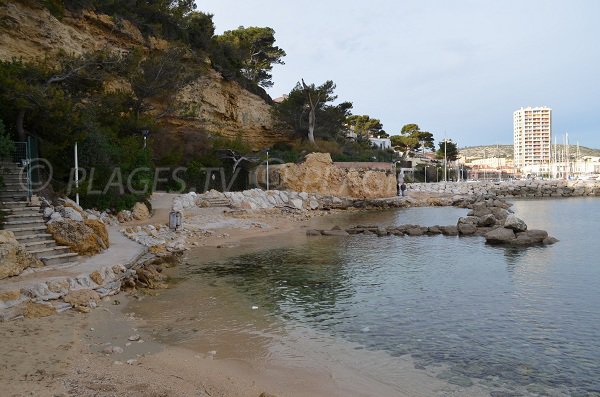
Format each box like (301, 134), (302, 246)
(460, 144), (600, 159)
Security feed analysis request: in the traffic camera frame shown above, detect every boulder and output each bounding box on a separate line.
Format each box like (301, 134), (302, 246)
(427, 226), (443, 235)
(440, 225), (458, 236)
(477, 214), (497, 227)
(23, 302), (57, 318)
(405, 227), (425, 236)
(132, 202), (150, 220)
(61, 206), (84, 222)
(117, 210), (133, 223)
(321, 230), (350, 236)
(485, 228), (516, 244)
(85, 219), (110, 249)
(47, 219), (106, 255)
(504, 214), (527, 232)
(543, 236), (559, 245)
(512, 229), (548, 246)
(457, 216), (479, 225)
(0, 231), (43, 279)
(458, 223), (477, 235)
(63, 289), (100, 307)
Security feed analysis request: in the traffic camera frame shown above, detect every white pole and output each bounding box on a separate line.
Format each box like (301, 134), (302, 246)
(444, 139), (447, 182)
(424, 166), (427, 183)
(266, 150), (269, 191)
(74, 142), (79, 206)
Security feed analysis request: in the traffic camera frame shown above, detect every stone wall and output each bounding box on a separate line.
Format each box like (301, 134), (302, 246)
(269, 153), (397, 199)
(408, 180), (600, 198)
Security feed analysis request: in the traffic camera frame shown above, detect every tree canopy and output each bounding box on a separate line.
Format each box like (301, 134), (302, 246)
(346, 115), (388, 140)
(272, 80), (352, 143)
(436, 139), (460, 162)
(216, 26), (286, 88)
(390, 123), (434, 157)
(399, 123), (435, 152)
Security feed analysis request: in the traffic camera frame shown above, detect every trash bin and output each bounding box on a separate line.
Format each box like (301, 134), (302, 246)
(169, 211), (183, 231)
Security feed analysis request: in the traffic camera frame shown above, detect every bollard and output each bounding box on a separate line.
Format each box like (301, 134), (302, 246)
(169, 211), (183, 231)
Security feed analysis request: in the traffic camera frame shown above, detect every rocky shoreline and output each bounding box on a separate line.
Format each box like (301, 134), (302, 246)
(409, 179), (600, 198)
(306, 195), (559, 247)
(1, 188), (564, 322)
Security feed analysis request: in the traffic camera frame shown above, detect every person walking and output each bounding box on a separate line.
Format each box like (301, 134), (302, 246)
(400, 182), (407, 197)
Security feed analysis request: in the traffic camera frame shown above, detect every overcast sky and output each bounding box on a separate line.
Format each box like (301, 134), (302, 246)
(198, 0), (600, 148)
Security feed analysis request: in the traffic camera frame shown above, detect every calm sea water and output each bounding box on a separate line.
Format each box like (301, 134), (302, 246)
(133, 199), (600, 396)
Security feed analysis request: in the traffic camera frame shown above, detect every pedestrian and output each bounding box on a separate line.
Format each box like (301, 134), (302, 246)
(400, 182), (407, 197)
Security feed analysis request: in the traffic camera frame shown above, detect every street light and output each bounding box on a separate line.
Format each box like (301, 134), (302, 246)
(265, 148), (270, 190)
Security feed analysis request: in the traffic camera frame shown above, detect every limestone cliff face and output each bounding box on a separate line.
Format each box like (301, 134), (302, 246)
(273, 153), (397, 199)
(166, 68), (288, 148)
(0, 1), (288, 149)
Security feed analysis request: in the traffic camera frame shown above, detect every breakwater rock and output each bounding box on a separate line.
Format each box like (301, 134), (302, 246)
(408, 180), (600, 198)
(307, 196), (558, 248)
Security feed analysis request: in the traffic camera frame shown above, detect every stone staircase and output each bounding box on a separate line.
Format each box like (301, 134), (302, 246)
(1, 162), (78, 267)
(203, 196), (232, 207)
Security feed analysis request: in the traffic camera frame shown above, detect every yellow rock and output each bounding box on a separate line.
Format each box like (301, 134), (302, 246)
(273, 153), (397, 199)
(89, 271), (104, 285)
(63, 289), (100, 307)
(47, 220), (107, 256)
(132, 202), (150, 220)
(23, 302), (56, 318)
(0, 290), (21, 302)
(0, 230), (43, 279)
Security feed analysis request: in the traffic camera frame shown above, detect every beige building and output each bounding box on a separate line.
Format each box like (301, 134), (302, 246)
(513, 106), (552, 169)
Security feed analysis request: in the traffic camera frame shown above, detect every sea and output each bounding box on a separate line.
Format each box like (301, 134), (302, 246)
(129, 198), (600, 396)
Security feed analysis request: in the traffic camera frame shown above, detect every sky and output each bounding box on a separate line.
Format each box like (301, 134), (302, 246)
(198, 0), (600, 148)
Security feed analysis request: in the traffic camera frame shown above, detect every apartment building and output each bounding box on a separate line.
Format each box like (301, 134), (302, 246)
(513, 106), (552, 169)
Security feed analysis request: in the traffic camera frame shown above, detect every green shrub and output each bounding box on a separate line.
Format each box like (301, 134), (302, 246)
(0, 119), (15, 161)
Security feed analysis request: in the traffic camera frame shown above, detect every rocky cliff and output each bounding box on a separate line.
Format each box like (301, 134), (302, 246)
(271, 153), (397, 199)
(0, 1), (289, 149)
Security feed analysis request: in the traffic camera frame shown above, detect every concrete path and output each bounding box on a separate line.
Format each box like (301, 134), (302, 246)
(0, 225), (146, 293)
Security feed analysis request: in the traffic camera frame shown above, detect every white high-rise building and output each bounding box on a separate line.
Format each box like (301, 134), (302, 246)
(513, 106), (552, 169)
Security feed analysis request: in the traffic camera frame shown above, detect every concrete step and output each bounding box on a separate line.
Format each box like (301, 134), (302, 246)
(30, 246), (71, 259)
(1, 175), (26, 183)
(1, 182), (27, 190)
(1, 200), (30, 208)
(0, 169), (25, 176)
(4, 212), (44, 222)
(5, 225), (47, 237)
(0, 194), (29, 201)
(22, 239), (58, 250)
(0, 189), (28, 196)
(41, 252), (78, 267)
(15, 233), (54, 244)
(0, 206), (41, 214)
(204, 198), (232, 207)
(1, 219), (46, 230)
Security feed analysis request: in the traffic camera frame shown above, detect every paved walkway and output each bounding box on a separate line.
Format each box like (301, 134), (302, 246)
(0, 225), (146, 293)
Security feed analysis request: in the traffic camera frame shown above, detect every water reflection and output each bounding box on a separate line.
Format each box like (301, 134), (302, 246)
(134, 199), (600, 395)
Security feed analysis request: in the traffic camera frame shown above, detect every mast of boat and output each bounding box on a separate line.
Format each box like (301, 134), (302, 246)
(553, 136), (558, 179)
(576, 141), (580, 177)
(565, 133), (570, 179)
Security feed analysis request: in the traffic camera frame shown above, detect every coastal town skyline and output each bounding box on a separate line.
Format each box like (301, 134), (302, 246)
(201, 0), (600, 148)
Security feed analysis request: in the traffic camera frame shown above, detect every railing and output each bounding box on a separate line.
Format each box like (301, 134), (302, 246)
(7, 140), (33, 201)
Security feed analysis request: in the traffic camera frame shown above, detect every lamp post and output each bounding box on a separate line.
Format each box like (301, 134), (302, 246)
(443, 139), (447, 182)
(424, 165), (427, 183)
(265, 148), (270, 191)
(74, 142), (79, 206)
